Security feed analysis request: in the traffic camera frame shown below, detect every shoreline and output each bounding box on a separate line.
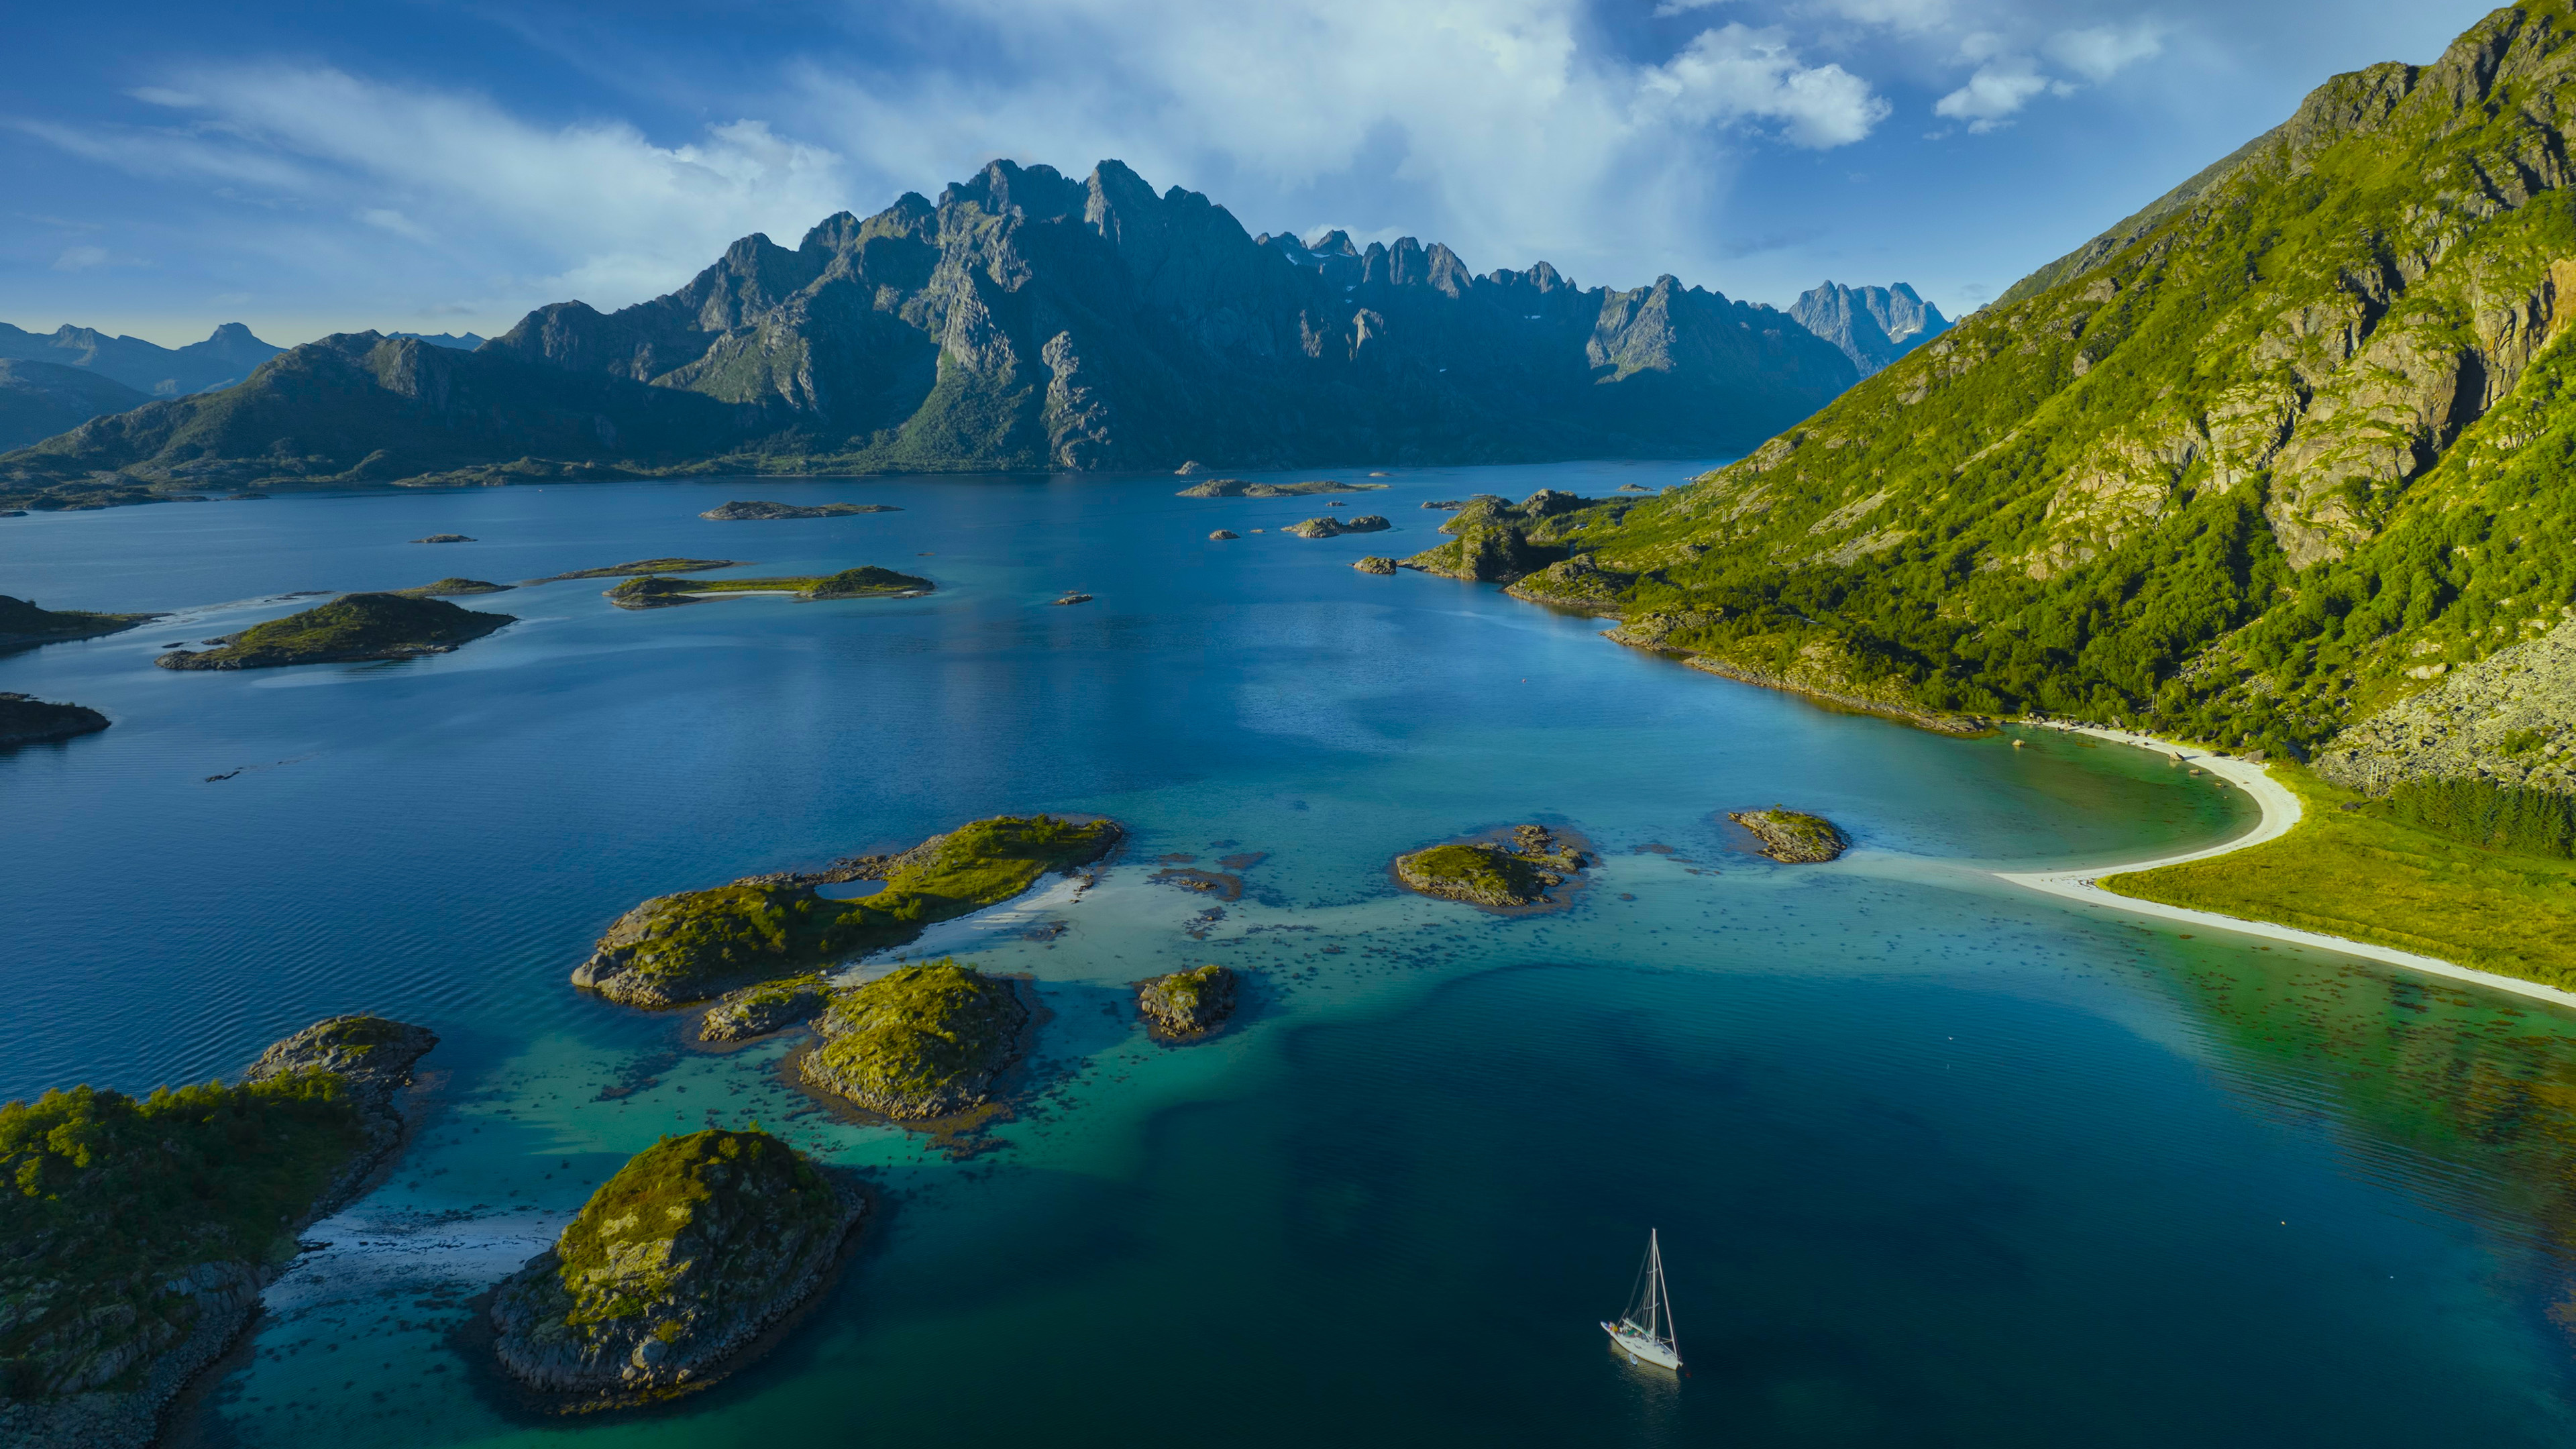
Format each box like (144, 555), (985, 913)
(1994, 723), (2576, 1013)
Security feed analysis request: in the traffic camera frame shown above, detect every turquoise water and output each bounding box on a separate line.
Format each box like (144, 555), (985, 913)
(7, 464), (2576, 1446)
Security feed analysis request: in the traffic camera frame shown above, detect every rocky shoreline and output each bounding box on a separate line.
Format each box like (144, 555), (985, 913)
(1728, 808), (1849, 863)
(0, 1016), (436, 1449)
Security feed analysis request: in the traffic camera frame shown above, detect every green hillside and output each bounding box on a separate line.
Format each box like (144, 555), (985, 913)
(1524, 3), (2576, 763)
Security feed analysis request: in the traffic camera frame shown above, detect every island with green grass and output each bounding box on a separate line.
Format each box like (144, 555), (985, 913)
(0, 693), (109, 748)
(1176, 478), (1387, 498)
(154, 592), (515, 669)
(530, 558), (747, 583)
(488, 1128), (863, 1410)
(1285, 514), (1391, 539)
(700, 500), (900, 520)
(1393, 824), (1588, 908)
(1137, 963), (1238, 1038)
(0, 1015), (436, 1449)
(1728, 808), (1849, 863)
(799, 959), (1028, 1119)
(391, 578), (512, 598)
(0, 594), (159, 653)
(604, 566), (933, 609)
(573, 814), (1122, 1006)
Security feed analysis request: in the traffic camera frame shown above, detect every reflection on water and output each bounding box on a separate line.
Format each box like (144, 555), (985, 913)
(2, 465), (2573, 1445)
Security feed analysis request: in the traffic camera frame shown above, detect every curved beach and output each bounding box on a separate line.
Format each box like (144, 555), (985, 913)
(1996, 724), (2576, 1011)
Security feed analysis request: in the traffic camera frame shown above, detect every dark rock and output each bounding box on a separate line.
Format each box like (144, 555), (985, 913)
(699, 500), (899, 519)
(414, 533), (475, 543)
(0, 694), (109, 748)
(1208, 529), (1238, 540)
(1728, 808), (1849, 863)
(1285, 514), (1391, 538)
(1352, 556), (1397, 574)
(1137, 964), (1237, 1037)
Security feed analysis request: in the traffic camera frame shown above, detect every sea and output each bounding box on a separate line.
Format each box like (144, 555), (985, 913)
(6, 462), (2575, 1446)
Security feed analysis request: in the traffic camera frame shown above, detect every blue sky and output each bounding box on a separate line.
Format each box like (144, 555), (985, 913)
(5, 0), (2497, 347)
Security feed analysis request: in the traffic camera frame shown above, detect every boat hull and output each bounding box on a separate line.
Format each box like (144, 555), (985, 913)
(1601, 1320), (1681, 1370)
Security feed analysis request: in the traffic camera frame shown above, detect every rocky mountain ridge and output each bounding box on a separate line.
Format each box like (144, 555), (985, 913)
(0, 160), (1870, 508)
(1787, 282), (1948, 376)
(0, 321), (280, 396)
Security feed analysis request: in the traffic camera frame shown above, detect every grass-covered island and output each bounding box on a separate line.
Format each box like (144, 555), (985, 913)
(1393, 824), (1589, 908)
(799, 960), (1028, 1119)
(156, 592), (515, 669)
(1176, 478), (1387, 498)
(1729, 808), (1850, 863)
(1137, 964), (1237, 1038)
(0, 693), (109, 748)
(531, 558), (746, 583)
(1285, 514), (1391, 539)
(604, 566), (933, 609)
(699, 500), (900, 520)
(574, 814), (1122, 1006)
(489, 1129), (863, 1411)
(699, 973), (831, 1042)
(391, 577), (511, 598)
(0, 1016), (436, 1449)
(0, 594), (158, 652)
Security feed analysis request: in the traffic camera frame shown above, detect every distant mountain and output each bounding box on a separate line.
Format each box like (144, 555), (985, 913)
(0, 360), (152, 451)
(1787, 282), (1948, 376)
(0, 321), (281, 396)
(388, 332), (488, 350)
(0, 159), (1858, 508)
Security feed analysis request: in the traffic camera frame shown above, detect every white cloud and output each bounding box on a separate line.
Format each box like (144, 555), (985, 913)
(2046, 21), (2166, 82)
(1933, 54), (2061, 130)
(1652, 0), (1729, 17)
(1813, 0), (1953, 32)
(33, 70), (852, 311)
(1642, 24), (1889, 150)
(52, 245), (108, 271)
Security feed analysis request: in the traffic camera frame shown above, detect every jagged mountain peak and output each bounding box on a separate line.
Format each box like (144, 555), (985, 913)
(1788, 281), (1948, 376)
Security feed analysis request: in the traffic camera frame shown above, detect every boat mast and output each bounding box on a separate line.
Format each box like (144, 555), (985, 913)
(1649, 1229), (1675, 1348)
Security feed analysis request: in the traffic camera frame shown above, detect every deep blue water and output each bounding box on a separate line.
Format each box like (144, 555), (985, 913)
(5, 463), (2575, 1446)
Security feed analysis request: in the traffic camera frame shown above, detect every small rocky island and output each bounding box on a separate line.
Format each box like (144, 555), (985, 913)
(1137, 964), (1237, 1038)
(393, 577), (512, 597)
(155, 592), (516, 669)
(605, 566), (933, 609)
(1176, 478), (1387, 498)
(413, 533), (474, 543)
(1729, 808), (1850, 863)
(0, 1015), (435, 1449)
(489, 1129), (863, 1411)
(700, 500), (900, 520)
(0, 594), (158, 652)
(1352, 556), (1396, 575)
(800, 960), (1028, 1118)
(700, 973), (830, 1042)
(1286, 514), (1391, 539)
(574, 814), (1121, 1006)
(1208, 529), (1238, 541)
(1393, 824), (1589, 908)
(0, 692), (110, 747)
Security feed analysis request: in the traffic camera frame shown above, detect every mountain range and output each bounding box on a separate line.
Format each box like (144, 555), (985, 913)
(1500, 0), (2576, 772)
(1787, 282), (1947, 376)
(0, 162), (1885, 507)
(0, 361), (151, 452)
(0, 321), (280, 398)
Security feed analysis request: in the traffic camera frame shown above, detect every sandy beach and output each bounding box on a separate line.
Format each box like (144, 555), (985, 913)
(1995, 722), (2576, 1012)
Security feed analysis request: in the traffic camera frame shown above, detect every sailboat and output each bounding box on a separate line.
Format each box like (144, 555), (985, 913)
(1600, 1228), (1682, 1370)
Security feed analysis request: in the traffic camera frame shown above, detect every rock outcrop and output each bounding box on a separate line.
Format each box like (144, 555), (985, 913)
(2319, 614), (2576, 794)
(700, 975), (833, 1041)
(1137, 964), (1237, 1037)
(1285, 514), (1390, 538)
(799, 961), (1028, 1118)
(1177, 478), (1387, 498)
(698, 500), (900, 519)
(1402, 490), (1620, 582)
(1393, 824), (1588, 908)
(1352, 555), (1396, 575)
(490, 1130), (862, 1409)
(1728, 808), (1849, 863)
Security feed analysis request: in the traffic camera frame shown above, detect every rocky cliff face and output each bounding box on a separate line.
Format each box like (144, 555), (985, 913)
(1546, 2), (2576, 760)
(1788, 282), (1948, 376)
(1, 160), (1858, 508)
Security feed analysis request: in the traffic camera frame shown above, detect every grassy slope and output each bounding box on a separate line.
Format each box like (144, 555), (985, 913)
(2102, 764), (2576, 987)
(807, 961), (1022, 1111)
(1559, 4), (2576, 759)
(548, 1130), (839, 1328)
(178, 592), (513, 663)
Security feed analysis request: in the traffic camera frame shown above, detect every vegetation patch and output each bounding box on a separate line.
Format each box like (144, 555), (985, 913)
(531, 558), (745, 583)
(155, 592), (514, 669)
(0, 1017), (433, 1447)
(1137, 964), (1238, 1038)
(699, 974), (831, 1042)
(1284, 514), (1390, 538)
(392, 578), (511, 598)
(1728, 808), (1851, 863)
(800, 961), (1028, 1119)
(574, 814), (1120, 1006)
(489, 1129), (861, 1409)
(1176, 478), (1386, 498)
(2103, 766), (2576, 989)
(1393, 824), (1589, 909)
